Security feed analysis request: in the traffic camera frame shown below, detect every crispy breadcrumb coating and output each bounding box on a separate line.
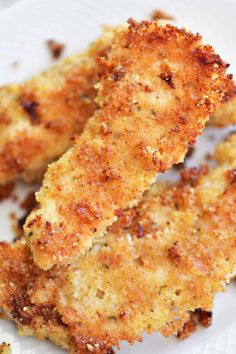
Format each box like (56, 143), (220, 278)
(24, 19), (232, 270)
(0, 21), (232, 187)
(0, 26), (115, 185)
(209, 80), (236, 126)
(2, 134), (236, 353)
(0, 343), (11, 354)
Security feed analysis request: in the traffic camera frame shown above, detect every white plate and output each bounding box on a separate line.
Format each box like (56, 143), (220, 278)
(0, 0), (236, 353)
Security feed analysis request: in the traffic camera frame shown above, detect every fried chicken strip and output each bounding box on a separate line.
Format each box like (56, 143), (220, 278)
(24, 19), (232, 270)
(2, 134), (236, 353)
(0, 20), (231, 187)
(0, 26), (115, 184)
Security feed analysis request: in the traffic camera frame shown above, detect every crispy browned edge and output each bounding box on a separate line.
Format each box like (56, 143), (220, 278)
(209, 80), (236, 126)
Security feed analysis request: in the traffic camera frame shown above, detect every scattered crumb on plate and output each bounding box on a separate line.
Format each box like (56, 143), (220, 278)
(46, 39), (65, 59)
(205, 152), (213, 161)
(151, 9), (174, 21)
(11, 60), (20, 69)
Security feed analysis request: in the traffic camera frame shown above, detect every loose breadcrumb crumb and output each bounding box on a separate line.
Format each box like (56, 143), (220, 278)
(151, 9), (174, 21)
(46, 39), (65, 59)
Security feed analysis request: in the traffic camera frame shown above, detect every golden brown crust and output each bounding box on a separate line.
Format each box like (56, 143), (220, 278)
(209, 80), (236, 126)
(24, 20), (232, 270)
(2, 134), (236, 353)
(0, 27), (115, 185)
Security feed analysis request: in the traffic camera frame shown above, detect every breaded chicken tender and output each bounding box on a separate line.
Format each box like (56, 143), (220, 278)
(0, 26), (115, 184)
(2, 134), (236, 353)
(0, 19), (231, 186)
(0, 343), (11, 354)
(24, 19), (232, 270)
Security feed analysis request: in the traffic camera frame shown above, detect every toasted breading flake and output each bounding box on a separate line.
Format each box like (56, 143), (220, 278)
(209, 80), (236, 126)
(0, 343), (11, 354)
(46, 39), (65, 59)
(151, 9), (174, 21)
(2, 134), (236, 353)
(24, 19), (232, 270)
(0, 26), (116, 185)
